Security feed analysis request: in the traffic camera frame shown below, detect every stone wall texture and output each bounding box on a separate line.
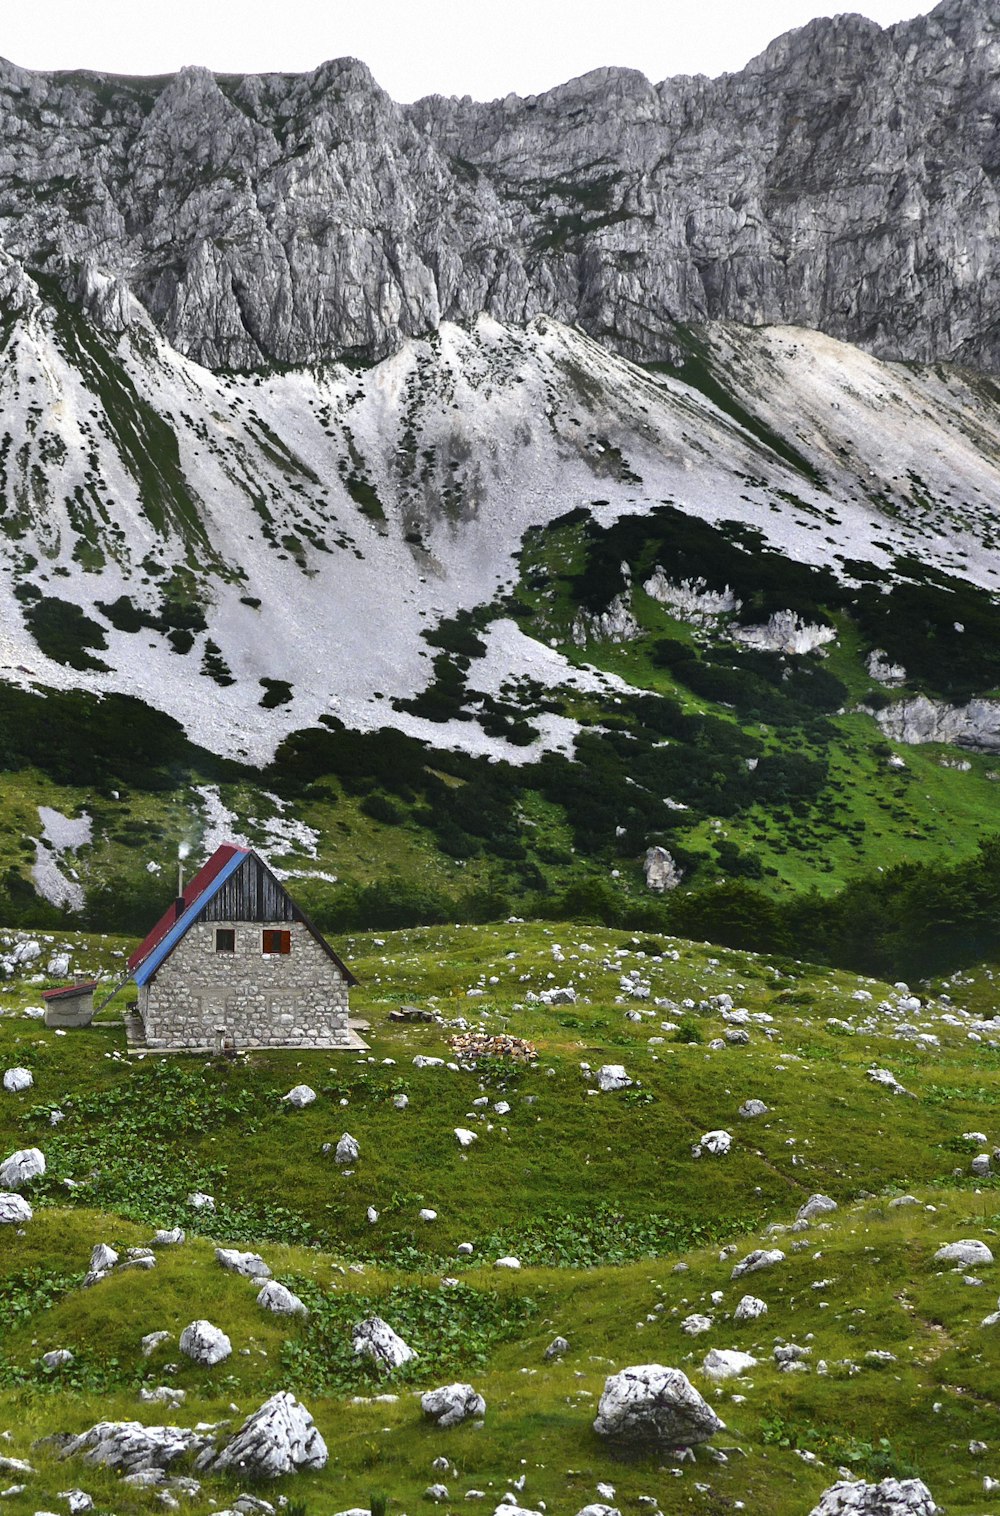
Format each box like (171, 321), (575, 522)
(139, 920), (351, 1050)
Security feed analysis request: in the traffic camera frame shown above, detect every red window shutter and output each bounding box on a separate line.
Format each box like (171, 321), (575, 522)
(280, 930), (291, 954)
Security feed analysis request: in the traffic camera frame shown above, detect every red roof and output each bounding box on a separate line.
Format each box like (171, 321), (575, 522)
(42, 980), (98, 1001)
(128, 845), (250, 971)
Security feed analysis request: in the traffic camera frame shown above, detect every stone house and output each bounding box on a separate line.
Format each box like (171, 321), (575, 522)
(127, 844), (358, 1051)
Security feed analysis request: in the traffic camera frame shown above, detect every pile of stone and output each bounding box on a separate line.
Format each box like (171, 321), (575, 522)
(448, 1032), (537, 1065)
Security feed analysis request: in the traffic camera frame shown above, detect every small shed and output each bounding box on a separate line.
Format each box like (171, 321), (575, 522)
(126, 844), (360, 1052)
(42, 980), (97, 1028)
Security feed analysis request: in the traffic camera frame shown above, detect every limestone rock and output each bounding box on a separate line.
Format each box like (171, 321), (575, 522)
(186, 1192), (215, 1211)
(695, 1130), (732, 1157)
(731, 1248), (785, 1280)
(797, 1194), (838, 1222)
(739, 1099), (768, 1119)
(643, 848), (683, 893)
(0, 1147), (45, 1189)
(420, 1383), (486, 1428)
(807, 1477), (938, 1515)
(150, 1228), (186, 1247)
(178, 1320), (232, 1366)
(593, 1363), (723, 1445)
(351, 1316), (416, 1371)
(281, 1085), (316, 1109)
(336, 1133), (360, 1164)
(454, 1128), (478, 1148)
(3, 1067), (33, 1093)
(89, 1244), (119, 1273)
(596, 1064), (632, 1092)
(935, 1239), (994, 1267)
(205, 1392), (327, 1477)
(216, 1248), (272, 1280)
(257, 1281), (308, 1317)
(734, 1295), (768, 1322)
(60, 1421), (212, 1474)
(702, 1347), (757, 1379)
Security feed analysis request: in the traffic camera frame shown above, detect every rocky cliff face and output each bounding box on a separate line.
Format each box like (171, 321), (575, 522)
(0, 0), (997, 370)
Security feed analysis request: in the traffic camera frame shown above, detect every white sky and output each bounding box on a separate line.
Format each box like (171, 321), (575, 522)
(0, 1), (940, 101)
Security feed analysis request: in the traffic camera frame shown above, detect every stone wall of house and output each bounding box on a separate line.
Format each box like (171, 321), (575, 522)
(139, 920), (352, 1049)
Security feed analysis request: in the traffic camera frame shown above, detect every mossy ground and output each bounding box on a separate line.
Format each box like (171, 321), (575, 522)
(2, 925), (1000, 1513)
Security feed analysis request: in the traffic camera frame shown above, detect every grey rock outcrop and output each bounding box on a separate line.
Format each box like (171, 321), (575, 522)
(60, 1421), (212, 1474)
(204, 1392), (327, 1477)
(643, 848), (683, 893)
(874, 695), (1000, 753)
(0, 4), (999, 371)
(593, 1363), (723, 1445)
(420, 1383), (486, 1427)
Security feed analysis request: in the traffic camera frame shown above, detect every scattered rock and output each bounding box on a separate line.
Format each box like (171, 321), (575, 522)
(2, 1068), (32, 1093)
(0, 1192), (32, 1224)
(807, 1476), (938, 1515)
(336, 1133), (360, 1164)
(695, 1130), (732, 1157)
(216, 1249), (272, 1280)
(544, 1336), (569, 1359)
(141, 1331), (172, 1357)
(596, 1065), (633, 1092)
(797, 1195), (838, 1222)
(178, 1321), (232, 1366)
(734, 1295), (768, 1322)
(454, 1128), (478, 1148)
(41, 1349), (74, 1370)
(681, 1314), (713, 1336)
(281, 1085), (316, 1109)
(185, 1192), (215, 1211)
(643, 847), (683, 893)
(60, 1422), (212, 1474)
(494, 1256), (521, 1270)
(739, 1099), (768, 1119)
(420, 1383), (486, 1428)
(593, 1364), (724, 1445)
(935, 1240), (994, 1267)
(203, 1392), (327, 1477)
(0, 1147), (45, 1189)
(150, 1228), (186, 1247)
(702, 1348), (757, 1379)
(732, 1248), (785, 1280)
(257, 1282), (308, 1317)
(351, 1316), (416, 1372)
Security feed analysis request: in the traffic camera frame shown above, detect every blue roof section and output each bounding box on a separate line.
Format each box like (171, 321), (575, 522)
(133, 850), (247, 987)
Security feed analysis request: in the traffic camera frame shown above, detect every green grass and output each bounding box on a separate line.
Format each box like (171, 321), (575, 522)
(2, 924), (1000, 1512)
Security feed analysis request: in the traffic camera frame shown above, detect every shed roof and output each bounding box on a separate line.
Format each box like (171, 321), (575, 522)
(42, 980), (98, 1002)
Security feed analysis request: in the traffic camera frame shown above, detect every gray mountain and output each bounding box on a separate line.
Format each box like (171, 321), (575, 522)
(0, 0), (996, 370)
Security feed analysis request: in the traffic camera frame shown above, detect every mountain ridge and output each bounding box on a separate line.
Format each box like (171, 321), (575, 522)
(0, 0), (998, 369)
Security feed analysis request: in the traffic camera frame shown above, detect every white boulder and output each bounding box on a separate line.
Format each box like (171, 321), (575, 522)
(0, 1147), (45, 1189)
(696, 1130), (732, 1157)
(797, 1194), (838, 1222)
(336, 1133), (360, 1165)
(3, 1067), (32, 1093)
(738, 1099), (768, 1119)
(734, 1295), (768, 1322)
(420, 1383), (486, 1428)
(206, 1391), (327, 1477)
(596, 1064), (633, 1092)
(454, 1128), (478, 1148)
(807, 1477), (938, 1515)
(935, 1239), (994, 1267)
(593, 1363), (724, 1445)
(179, 1320), (232, 1366)
(732, 1248), (785, 1280)
(351, 1316), (416, 1372)
(702, 1347), (757, 1379)
(216, 1248), (272, 1280)
(282, 1085), (316, 1109)
(257, 1281), (308, 1317)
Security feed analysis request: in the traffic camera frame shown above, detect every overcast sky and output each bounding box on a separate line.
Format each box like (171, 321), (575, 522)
(0, 1), (939, 100)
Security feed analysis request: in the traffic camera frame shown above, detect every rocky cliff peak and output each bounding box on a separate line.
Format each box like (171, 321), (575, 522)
(0, 2), (997, 371)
